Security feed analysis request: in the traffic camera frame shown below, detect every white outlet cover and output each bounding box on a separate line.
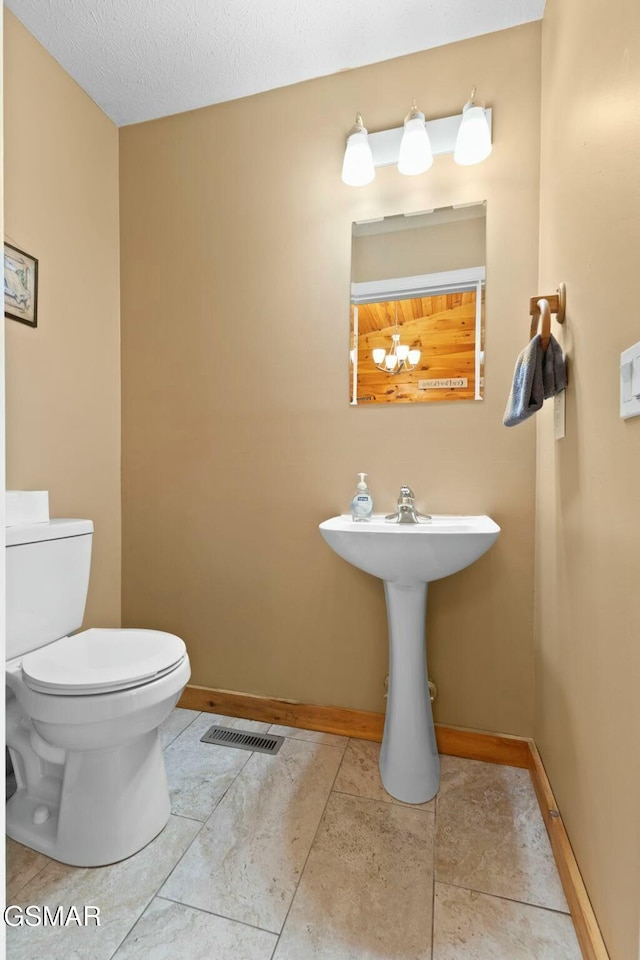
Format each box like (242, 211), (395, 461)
(620, 343), (640, 420)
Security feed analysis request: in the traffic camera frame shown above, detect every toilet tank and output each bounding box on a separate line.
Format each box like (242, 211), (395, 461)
(6, 519), (93, 660)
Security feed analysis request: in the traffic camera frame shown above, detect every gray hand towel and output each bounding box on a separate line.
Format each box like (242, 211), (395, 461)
(503, 334), (544, 427)
(542, 334), (567, 399)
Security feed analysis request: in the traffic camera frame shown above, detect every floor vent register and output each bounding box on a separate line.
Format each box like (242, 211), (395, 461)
(200, 725), (284, 755)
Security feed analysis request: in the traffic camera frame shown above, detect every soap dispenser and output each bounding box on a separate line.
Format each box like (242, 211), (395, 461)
(350, 473), (374, 522)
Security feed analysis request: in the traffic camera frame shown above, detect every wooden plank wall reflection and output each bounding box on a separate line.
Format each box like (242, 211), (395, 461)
(354, 291), (482, 404)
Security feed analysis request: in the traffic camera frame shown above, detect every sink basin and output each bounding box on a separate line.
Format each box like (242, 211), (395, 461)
(319, 512), (500, 805)
(319, 514), (500, 584)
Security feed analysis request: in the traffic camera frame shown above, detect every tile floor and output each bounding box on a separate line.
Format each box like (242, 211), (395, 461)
(6, 708), (583, 959)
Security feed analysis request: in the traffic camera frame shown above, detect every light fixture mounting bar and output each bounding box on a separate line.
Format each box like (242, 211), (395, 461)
(368, 109), (492, 168)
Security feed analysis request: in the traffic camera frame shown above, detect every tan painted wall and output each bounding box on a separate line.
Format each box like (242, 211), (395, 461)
(4, 12), (121, 629)
(536, 1), (640, 957)
(120, 23), (541, 733)
(352, 215), (486, 282)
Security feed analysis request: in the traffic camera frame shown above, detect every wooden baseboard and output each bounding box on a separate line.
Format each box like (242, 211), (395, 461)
(435, 724), (531, 768)
(178, 684), (531, 766)
(527, 743), (609, 960)
(179, 684), (385, 741)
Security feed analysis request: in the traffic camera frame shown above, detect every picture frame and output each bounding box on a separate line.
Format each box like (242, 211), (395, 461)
(4, 242), (38, 328)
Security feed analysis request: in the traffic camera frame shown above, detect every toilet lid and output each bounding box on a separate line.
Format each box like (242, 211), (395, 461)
(21, 628), (186, 696)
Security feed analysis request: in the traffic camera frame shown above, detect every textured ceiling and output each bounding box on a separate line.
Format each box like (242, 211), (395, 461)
(6, 0), (545, 127)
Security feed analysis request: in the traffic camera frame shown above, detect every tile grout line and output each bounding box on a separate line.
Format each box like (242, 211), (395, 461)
(106, 889), (163, 960)
(158, 752), (253, 889)
(168, 752), (253, 826)
(170, 811), (210, 824)
(104, 814), (210, 960)
(331, 787), (433, 813)
(269, 735), (354, 953)
(435, 878), (573, 917)
(161, 710), (204, 750)
(164, 715), (262, 824)
(155, 893), (281, 938)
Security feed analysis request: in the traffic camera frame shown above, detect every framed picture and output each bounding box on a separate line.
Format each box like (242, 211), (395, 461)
(4, 242), (38, 327)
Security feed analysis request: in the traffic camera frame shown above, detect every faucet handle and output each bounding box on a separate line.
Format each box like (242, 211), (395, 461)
(399, 485), (415, 501)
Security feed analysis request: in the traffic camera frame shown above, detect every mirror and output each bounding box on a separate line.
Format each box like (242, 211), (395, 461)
(350, 203), (486, 405)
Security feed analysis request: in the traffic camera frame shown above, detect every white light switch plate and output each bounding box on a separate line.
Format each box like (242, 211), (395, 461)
(620, 342), (640, 419)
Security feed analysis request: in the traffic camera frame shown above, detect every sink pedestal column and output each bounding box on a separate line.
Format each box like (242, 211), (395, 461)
(379, 581), (439, 804)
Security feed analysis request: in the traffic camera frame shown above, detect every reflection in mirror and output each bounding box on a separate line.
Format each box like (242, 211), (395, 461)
(350, 203), (486, 405)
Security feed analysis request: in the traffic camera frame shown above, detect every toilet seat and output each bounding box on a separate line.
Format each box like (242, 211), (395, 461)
(21, 628), (186, 696)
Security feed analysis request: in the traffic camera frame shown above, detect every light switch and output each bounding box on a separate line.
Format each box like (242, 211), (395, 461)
(622, 360), (634, 403)
(632, 354), (640, 398)
(620, 343), (640, 419)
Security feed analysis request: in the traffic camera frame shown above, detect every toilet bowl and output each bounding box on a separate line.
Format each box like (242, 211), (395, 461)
(5, 519), (191, 866)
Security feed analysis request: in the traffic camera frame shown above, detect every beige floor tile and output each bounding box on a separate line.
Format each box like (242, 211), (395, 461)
(268, 723), (348, 750)
(435, 756), (568, 912)
(5, 722), (580, 960)
(159, 708), (201, 749)
(333, 738), (434, 811)
(432, 883), (582, 959)
(274, 792), (434, 960)
(164, 713), (255, 821)
(160, 738), (344, 933)
(438, 754), (535, 804)
(6, 838), (52, 902)
(112, 896), (277, 959)
(6, 815), (200, 960)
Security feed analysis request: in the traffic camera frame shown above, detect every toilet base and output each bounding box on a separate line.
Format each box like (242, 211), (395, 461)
(6, 730), (171, 867)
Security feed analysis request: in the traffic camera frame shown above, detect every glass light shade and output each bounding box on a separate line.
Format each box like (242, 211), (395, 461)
(372, 348), (386, 364)
(454, 103), (492, 166)
(408, 349), (421, 365)
(398, 115), (433, 176)
(342, 130), (375, 186)
(396, 344), (410, 361)
(385, 354), (398, 370)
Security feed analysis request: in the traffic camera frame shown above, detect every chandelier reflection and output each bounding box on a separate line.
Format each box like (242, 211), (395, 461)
(372, 301), (421, 374)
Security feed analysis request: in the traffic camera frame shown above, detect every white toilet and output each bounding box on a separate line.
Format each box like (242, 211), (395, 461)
(5, 518), (191, 867)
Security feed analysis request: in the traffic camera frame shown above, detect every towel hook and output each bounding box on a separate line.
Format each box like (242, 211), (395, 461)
(533, 299), (552, 351)
(529, 282), (566, 349)
(529, 282), (566, 324)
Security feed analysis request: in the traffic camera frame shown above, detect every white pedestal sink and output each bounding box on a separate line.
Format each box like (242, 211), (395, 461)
(319, 514), (500, 804)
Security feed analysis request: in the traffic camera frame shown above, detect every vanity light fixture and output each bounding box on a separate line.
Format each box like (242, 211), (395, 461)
(454, 88), (492, 165)
(341, 91), (492, 184)
(341, 113), (375, 186)
(398, 102), (433, 176)
(372, 302), (421, 374)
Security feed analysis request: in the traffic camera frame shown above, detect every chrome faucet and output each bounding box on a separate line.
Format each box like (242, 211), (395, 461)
(385, 485), (432, 524)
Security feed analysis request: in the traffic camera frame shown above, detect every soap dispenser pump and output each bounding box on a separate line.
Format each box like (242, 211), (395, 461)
(350, 473), (374, 522)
